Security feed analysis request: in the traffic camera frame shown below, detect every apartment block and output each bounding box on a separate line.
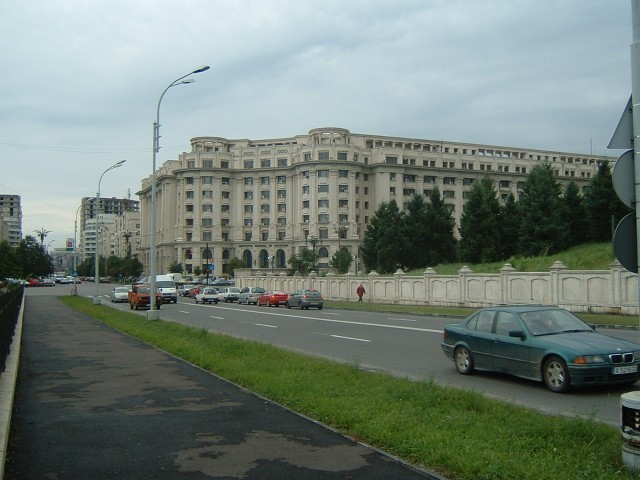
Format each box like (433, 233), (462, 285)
(0, 194), (22, 247)
(136, 127), (610, 276)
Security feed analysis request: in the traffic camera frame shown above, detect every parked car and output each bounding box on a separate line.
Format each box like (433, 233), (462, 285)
(110, 286), (130, 303)
(257, 290), (289, 307)
(178, 284), (196, 296)
(441, 305), (640, 393)
(219, 287), (241, 303)
(195, 287), (220, 304)
(187, 285), (202, 298)
(286, 289), (324, 310)
(41, 278), (56, 287)
(237, 286), (266, 305)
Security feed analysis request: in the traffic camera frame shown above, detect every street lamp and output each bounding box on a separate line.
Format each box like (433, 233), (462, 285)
(305, 234), (323, 273)
(94, 160), (126, 304)
(148, 65), (210, 320)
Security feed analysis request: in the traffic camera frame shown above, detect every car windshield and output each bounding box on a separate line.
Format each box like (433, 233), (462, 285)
(521, 309), (593, 336)
(115, 288), (129, 293)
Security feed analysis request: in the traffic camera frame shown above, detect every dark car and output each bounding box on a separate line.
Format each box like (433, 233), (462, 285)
(441, 305), (640, 393)
(286, 289), (324, 310)
(257, 290), (289, 307)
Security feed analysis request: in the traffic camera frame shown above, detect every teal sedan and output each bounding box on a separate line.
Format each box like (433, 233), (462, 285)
(441, 305), (640, 393)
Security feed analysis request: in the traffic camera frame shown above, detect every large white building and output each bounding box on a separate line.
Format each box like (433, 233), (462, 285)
(136, 127), (611, 276)
(0, 194), (22, 248)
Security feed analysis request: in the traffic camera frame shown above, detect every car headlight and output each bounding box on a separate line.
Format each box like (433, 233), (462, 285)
(574, 355), (606, 364)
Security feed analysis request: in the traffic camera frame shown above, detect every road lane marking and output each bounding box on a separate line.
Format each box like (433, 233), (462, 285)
(314, 332), (371, 342)
(213, 305), (443, 333)
(255, 323), (278, 328)
(209, 316), (224, 320)
(387, 317), (417, 322)
(179, 311), (190, 314)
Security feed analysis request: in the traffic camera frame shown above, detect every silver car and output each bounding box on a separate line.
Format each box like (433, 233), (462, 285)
(110, 286), (130, 303)
(237, 286), (266, 305)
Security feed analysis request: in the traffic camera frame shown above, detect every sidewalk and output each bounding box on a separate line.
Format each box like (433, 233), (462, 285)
(3, 295), (443, 479)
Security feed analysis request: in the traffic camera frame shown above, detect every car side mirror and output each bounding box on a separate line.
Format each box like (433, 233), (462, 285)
(509, 330), (526, 339)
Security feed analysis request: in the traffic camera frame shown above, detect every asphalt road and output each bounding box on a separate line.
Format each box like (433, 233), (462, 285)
(32, 283), (640, 426)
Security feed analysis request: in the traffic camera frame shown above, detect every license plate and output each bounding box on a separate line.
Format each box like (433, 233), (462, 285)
(613, 365), (638, 375)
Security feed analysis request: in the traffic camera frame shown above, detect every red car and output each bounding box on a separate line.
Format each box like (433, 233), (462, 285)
(257, 290), (289, 307)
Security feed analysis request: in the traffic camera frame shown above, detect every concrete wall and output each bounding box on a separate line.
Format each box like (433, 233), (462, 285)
(235, 260), (639, 315)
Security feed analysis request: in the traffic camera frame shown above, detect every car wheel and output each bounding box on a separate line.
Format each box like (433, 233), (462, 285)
(266, 300), (271, 307)
(298, 303), (304, 310)
(454, 346), (474, 375)
(543, 356), (570, 393)
(318, 306), (323, 310)
(286, 302), (291, 309)
(129, 302), (134, 310)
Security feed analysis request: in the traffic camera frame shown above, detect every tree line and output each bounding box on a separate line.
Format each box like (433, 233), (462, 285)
(0, 235), (55, 280)
(359, 161), (628, 274)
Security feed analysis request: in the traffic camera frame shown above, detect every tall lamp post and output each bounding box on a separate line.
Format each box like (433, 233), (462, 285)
(305, 234), (322, 273)
(148, 65), (210, 320)
(94, 160), (126, 305)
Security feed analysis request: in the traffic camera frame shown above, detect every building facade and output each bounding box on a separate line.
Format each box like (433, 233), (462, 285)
(0, 194), (22, 247)
(136, 127), (610, 276)
(78, 196), (139, 261)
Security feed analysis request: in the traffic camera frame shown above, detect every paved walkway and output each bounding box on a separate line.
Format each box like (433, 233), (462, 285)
(4, 295), (442, 479)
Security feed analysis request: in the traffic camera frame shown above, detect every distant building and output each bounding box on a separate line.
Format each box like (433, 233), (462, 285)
(0, 194), (22, 247)
(136, 127), (612, 276)
(78, 196), (139, 261)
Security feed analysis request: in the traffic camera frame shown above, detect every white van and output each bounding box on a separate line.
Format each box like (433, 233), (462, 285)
(155, 274), (178, 303)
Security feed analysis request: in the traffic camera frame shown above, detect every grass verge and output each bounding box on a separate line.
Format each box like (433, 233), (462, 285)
(60, 296), (632, 480)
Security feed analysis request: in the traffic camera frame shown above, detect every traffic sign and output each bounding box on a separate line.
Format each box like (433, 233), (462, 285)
(612, 149), (635, 209)
(613, 213), (637, 273)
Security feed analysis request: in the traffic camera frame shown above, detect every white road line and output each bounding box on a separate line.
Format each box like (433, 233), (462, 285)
(209, 316), (224, 320)
(255, 323), (278, 328)
(179, 310), (190, 314)
(387, 317), (417, 322)
(214, 305), (442, 333)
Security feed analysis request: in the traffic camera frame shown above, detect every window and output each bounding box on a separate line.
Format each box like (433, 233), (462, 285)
(202, 190), (213, 198)
(221, 204), (230, 213)
(339, 184), (348, 193)
(390, 173), (396, 181)
(334, 151), (346, 161)
(261, 218), (270, 226)
(244, 232), (252, 241)
(261, 204), (270, 213)
(390, 187), (396, 195)
(244, 191), (253, 200)
(443, 190), (455, 198)
(303, 214), (310, 223)
(304, 152), (311, 161)
(201, 176), (213, 184)
(339, 199), (348, 208)
(202, 160), (213, 168)
(244, 177), (254, 185)
(302, 171), (309, 179)
(202, 204), (213, 212)
(302, 185), (310, 194)
(261, 191), (270, 199)
(185, 177), (194, 185)
(261, 230), (269, 240)
(186, 204), (194, 212)
(277, 158), (287, 167)
(278, 189), (286, 198)
(186, 191), (194, 199)
(221, 177), (230, 185)
(187, 160), (195, 168)
(202, 231), (212, 242)
(278, 231), (286, 240)
(243, 160), (254, 169)
(339, 214), (348, 223)
(221, 218), (230, 226)
(277, 217), (286, 225)
(260, 159), (271, 168)
(244, 205), (253, 213)
(443, 177), (456, 185)
(318, 169), (329, 178)
(403, 189), (415, 196)
(221, 161), (229, 169)
(244, 218), (253, 227)
(186, 218), (194, 227)
(186, 232), (193, 241)
(318, 199), (329, 208)
(319, 228), (329, 239)
(318, 185), (329, 193)
(463, 178), (474, 186)
(318, 151), (330, 160)
(221, 191), (230, 199)
(277, 175), (286, 184)
(318, 213), (329, 222)
(221, 232), (229, 241)
(302, 200), (310, 208)
(424, 176), (436, 184)
(260, 176), (270, 185)
(278, 204), (286, 212)
(386, 156), (398, 164)
(202, 218), (213, 227)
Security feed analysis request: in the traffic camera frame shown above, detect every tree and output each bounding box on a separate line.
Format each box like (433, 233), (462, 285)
(583, 161), (631, 242)
(500, 192), (520, 259)
(329, 248), (352, 274)
(227, 257), (246, 276)
(400, 194), (431, 269)
(168, 262), (183, 274)
(0, 240), (18, 278)
(562, 180), (588, 247)
(518, 162), (568, 256)
(193, 266), (202, 276)
(288, 248), (316, 275)
(458, 176), (503, 263)
(15, 235), (54, 278)
(423, 188), (457, 265)
(360, 199), (404, 273)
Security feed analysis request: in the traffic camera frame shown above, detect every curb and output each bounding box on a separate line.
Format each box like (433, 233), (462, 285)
(0, 294), (24, 479)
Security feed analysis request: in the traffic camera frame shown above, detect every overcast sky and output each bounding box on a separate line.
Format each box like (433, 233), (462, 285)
(0, 0), (632, 252)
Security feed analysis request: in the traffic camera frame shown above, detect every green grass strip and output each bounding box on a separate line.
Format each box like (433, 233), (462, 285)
(60, 296), (632, 480)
